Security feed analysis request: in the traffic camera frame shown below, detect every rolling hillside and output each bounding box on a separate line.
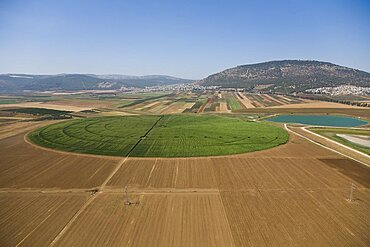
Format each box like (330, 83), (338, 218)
(199, 60), (370, 93)
(0, 74), (193, 92)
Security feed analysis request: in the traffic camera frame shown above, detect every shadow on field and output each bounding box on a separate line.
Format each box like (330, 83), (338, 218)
(319, 158), (370, 188)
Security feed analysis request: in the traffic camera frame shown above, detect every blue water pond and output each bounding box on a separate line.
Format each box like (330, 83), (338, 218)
(267, 115), (368, 127)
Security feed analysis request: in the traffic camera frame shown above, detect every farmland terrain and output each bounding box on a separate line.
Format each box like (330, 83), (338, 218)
(0, 74), (193, 92)
(310, 127), (370, 155)
(0, 118), (369, 246)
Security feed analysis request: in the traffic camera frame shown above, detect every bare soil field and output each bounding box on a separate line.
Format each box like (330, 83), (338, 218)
(242, 94), (306, 108)
(0, 119), (369, 246)
(0, 133), (119, 189)
(45, 99), (114, 108)
(263, 93), (285, 105)
(0, 121), (52, 140)
(160, 102), (187, 114)
(0, 102), (93, 112)
(236, 92), (255, 108)
(246, 94), (265, 107)
(98, 110), (137, 116)
(55, 194), (235, 247)
(135, 101), (161, 111)
(0, 193), (89, 246)
(107, 158), (218, 189)
(218, 102), (230, 112)
(221, 189), (370, 246)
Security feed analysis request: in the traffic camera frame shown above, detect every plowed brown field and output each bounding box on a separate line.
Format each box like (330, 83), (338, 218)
(221, 190), (370, 246)
(0, 193), (89, 246)
(0, 120), (369, 246)
(0, 130), (119, 189)
(55, 194), (235, 247)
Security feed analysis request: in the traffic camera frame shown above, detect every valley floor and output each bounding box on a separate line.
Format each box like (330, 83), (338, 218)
(0, 121), (369, 246)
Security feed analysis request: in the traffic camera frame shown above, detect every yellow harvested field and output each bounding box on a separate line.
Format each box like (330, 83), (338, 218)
(159, 102), (187, 114)
(162, 102), (195, 114)
(0, 102), (94, 112)
(135, 101), (161, 110)
(181, 102), (196, 112)
(98, 110), (137, 116)
(277, 95), (294, 102)
(45, 100), (114, 108)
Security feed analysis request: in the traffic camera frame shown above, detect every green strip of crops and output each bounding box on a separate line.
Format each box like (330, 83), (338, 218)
(29, 114), (289, 157)
(311, 128), (370, 155)
(225, 94), (243, 111)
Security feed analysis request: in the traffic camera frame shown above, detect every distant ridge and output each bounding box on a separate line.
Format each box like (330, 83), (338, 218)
(199, 60), (370, 93)
(0, 74), (193, 92)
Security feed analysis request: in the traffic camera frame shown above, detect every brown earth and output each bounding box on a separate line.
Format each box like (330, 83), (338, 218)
(235, 92), (255, 108)
(0, 121), (54, 140)
(55, 194), (235, 247)
(45, 99), (114, 108)
(245, 94), (265, 107)
(0, 132), (119, 189)
(0, 193), (89, 246)
(0, 102), (94, 112)
(0, 120), (369, 246)
(263, 94), (285, 105)
(160, 102), (187, 114)
(219, 102), (229, 112)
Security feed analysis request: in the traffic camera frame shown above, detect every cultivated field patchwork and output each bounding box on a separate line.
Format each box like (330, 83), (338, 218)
(0, 117), (369, 246)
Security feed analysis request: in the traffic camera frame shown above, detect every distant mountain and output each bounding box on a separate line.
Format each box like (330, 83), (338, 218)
(199, 60), (370, 93)
(0, 74), (193, 92)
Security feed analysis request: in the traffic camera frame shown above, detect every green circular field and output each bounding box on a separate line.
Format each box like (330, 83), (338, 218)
(29, 115), (289, 157)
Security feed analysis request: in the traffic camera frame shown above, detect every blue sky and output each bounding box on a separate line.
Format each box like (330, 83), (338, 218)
(0, 0), (369, 79)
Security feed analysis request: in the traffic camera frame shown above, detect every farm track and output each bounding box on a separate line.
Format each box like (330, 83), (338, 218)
(288, 125), (370, 166)
(0, 121), (370, 246)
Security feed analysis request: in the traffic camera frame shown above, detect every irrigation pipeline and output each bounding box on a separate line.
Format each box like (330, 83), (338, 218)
(125, 115), (164, 156)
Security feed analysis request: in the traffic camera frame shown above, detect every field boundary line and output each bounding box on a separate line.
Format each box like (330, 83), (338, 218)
(16, 202), (64, 247)
(48, 141), (134, 246)
(218, 193), (237, 247)
(48, 194), (98, 246)
(302, 127), (370, 158)
(100, 156), (129, 190)
(285, 124), (370, 168)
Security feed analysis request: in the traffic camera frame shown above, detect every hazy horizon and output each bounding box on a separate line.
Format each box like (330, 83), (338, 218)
(0, 0), (369, 79)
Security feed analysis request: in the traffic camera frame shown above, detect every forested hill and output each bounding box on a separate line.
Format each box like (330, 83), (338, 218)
(199, 60), (370, 93)
(0, 74), (193, 92)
